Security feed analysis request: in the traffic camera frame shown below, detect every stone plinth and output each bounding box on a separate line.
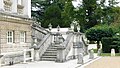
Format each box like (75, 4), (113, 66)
(56, 45), (65, 62)
(89, 49), (94, 59)
(77, 53), (83, 64)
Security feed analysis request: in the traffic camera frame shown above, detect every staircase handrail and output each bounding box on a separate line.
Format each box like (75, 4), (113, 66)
(37, 33), (52, 57)
(81, 34), (88, 55)
(61, 33), (74, 59)
(32, 22), (49, 35)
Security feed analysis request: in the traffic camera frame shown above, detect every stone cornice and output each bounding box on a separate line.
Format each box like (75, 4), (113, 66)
(0, 12), (33, 25)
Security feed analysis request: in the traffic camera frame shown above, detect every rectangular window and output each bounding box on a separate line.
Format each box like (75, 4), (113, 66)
(7, 31), (14, 43)
(20, 31), (26, 43)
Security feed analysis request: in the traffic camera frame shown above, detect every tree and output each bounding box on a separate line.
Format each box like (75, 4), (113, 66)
(31, 0), (65, 27)
(82, 0), (98, 30)
(62, 0), (75, 27)
(43, 4), (62, 28)
(86, 24), (114, 49)
(31, 0), (52, 21)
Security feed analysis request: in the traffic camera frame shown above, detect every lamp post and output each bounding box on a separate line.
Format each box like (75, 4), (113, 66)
(48, 23), (52, 31)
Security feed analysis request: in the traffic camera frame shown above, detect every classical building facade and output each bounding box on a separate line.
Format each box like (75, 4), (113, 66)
(0, 0), (32, 53)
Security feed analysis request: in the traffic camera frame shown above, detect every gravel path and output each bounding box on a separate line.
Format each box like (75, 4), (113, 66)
(84, 57), (120, 68)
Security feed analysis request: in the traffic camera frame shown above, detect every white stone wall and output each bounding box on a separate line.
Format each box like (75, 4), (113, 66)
(0, 21), (32, 53)
(0, 0), (31, 18)
(0, 0), (4, 11)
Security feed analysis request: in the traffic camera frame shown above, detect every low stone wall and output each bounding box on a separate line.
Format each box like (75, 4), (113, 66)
(1, 51), (31, 66)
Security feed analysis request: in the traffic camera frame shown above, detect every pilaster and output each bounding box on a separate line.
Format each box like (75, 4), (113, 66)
(0, 0), (4, 11)
(23, 0), (31, 18)
(11, 0), (17, 14)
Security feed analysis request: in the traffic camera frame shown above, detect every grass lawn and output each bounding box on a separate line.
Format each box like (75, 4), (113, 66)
(100, 53), (120, 56)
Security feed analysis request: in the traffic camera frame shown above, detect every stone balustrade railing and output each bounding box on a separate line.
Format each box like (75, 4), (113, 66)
(81, 35), (88, 55)
(56, 32), (74, 62)
(0, 48), (34, 66)
(64, 33), (74, 58)
(37, 34), (52, 58)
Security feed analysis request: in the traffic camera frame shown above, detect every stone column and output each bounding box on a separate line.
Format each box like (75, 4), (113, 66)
(11, 0), (17, 14)
(56, 45), (65, 62)
(0, 0), (4, 11)
(23, 0), (31, 18)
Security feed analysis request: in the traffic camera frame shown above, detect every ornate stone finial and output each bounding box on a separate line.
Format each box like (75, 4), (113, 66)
(57, 25), (60, 32)
(77, 24), (80, 32)
(48, 23), (52, 31)
(70, 23), (74, 31)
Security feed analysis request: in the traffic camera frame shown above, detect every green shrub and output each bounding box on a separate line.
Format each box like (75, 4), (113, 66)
(86, 24), (114, 49)
(101, 37), (119, 53)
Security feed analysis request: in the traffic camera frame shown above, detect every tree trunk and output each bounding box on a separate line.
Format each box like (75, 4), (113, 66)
(97, 41), (100, 50)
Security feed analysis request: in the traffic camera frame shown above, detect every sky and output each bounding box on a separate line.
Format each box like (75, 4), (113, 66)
(72, 0), (120, 8)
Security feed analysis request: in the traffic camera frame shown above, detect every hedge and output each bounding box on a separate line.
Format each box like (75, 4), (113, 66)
(101, 37), (119, 53)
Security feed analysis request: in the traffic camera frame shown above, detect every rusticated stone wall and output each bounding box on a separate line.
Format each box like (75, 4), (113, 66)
(0, 17), (32, 53)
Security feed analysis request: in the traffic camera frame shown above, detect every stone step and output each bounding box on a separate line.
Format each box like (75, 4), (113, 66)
(47, 49), (57, 51)
(43, 52), (57, 56)
(49, 47), (58, 49)
(41, 58), (56, 61)
(41, 56), (56, 58)
(45, 50), (57, 53)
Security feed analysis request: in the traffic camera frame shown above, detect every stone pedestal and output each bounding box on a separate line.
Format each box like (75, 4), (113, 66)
(73, 42), (77, 59)
(97, 49), (101, 56)
(56, 45), (65, 62)
(111, 48), (115, 56)
(77, 53), (83, 64)
(34, 49), (40, 61)
(89, 49), (94, 59)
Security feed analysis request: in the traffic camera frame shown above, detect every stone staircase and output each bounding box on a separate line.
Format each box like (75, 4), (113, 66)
(41, 44), (58, 61)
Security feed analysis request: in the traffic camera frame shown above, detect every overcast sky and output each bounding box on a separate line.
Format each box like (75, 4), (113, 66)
(72, 0), (120, 8)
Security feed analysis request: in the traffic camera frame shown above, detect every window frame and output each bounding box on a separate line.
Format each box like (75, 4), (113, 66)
(20, 31), (26, 43)
(7, 31), (14, 44)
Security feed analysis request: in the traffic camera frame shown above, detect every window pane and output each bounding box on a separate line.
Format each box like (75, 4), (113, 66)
(7, 31), (13, 43)
(20, 31), (26, 43)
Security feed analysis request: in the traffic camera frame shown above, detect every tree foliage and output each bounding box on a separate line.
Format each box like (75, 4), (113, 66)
(62, 0), (75, 27)
(85, 24), (114, 49)
(43, 4), (63, 28)
(31, 0), (119, 30)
